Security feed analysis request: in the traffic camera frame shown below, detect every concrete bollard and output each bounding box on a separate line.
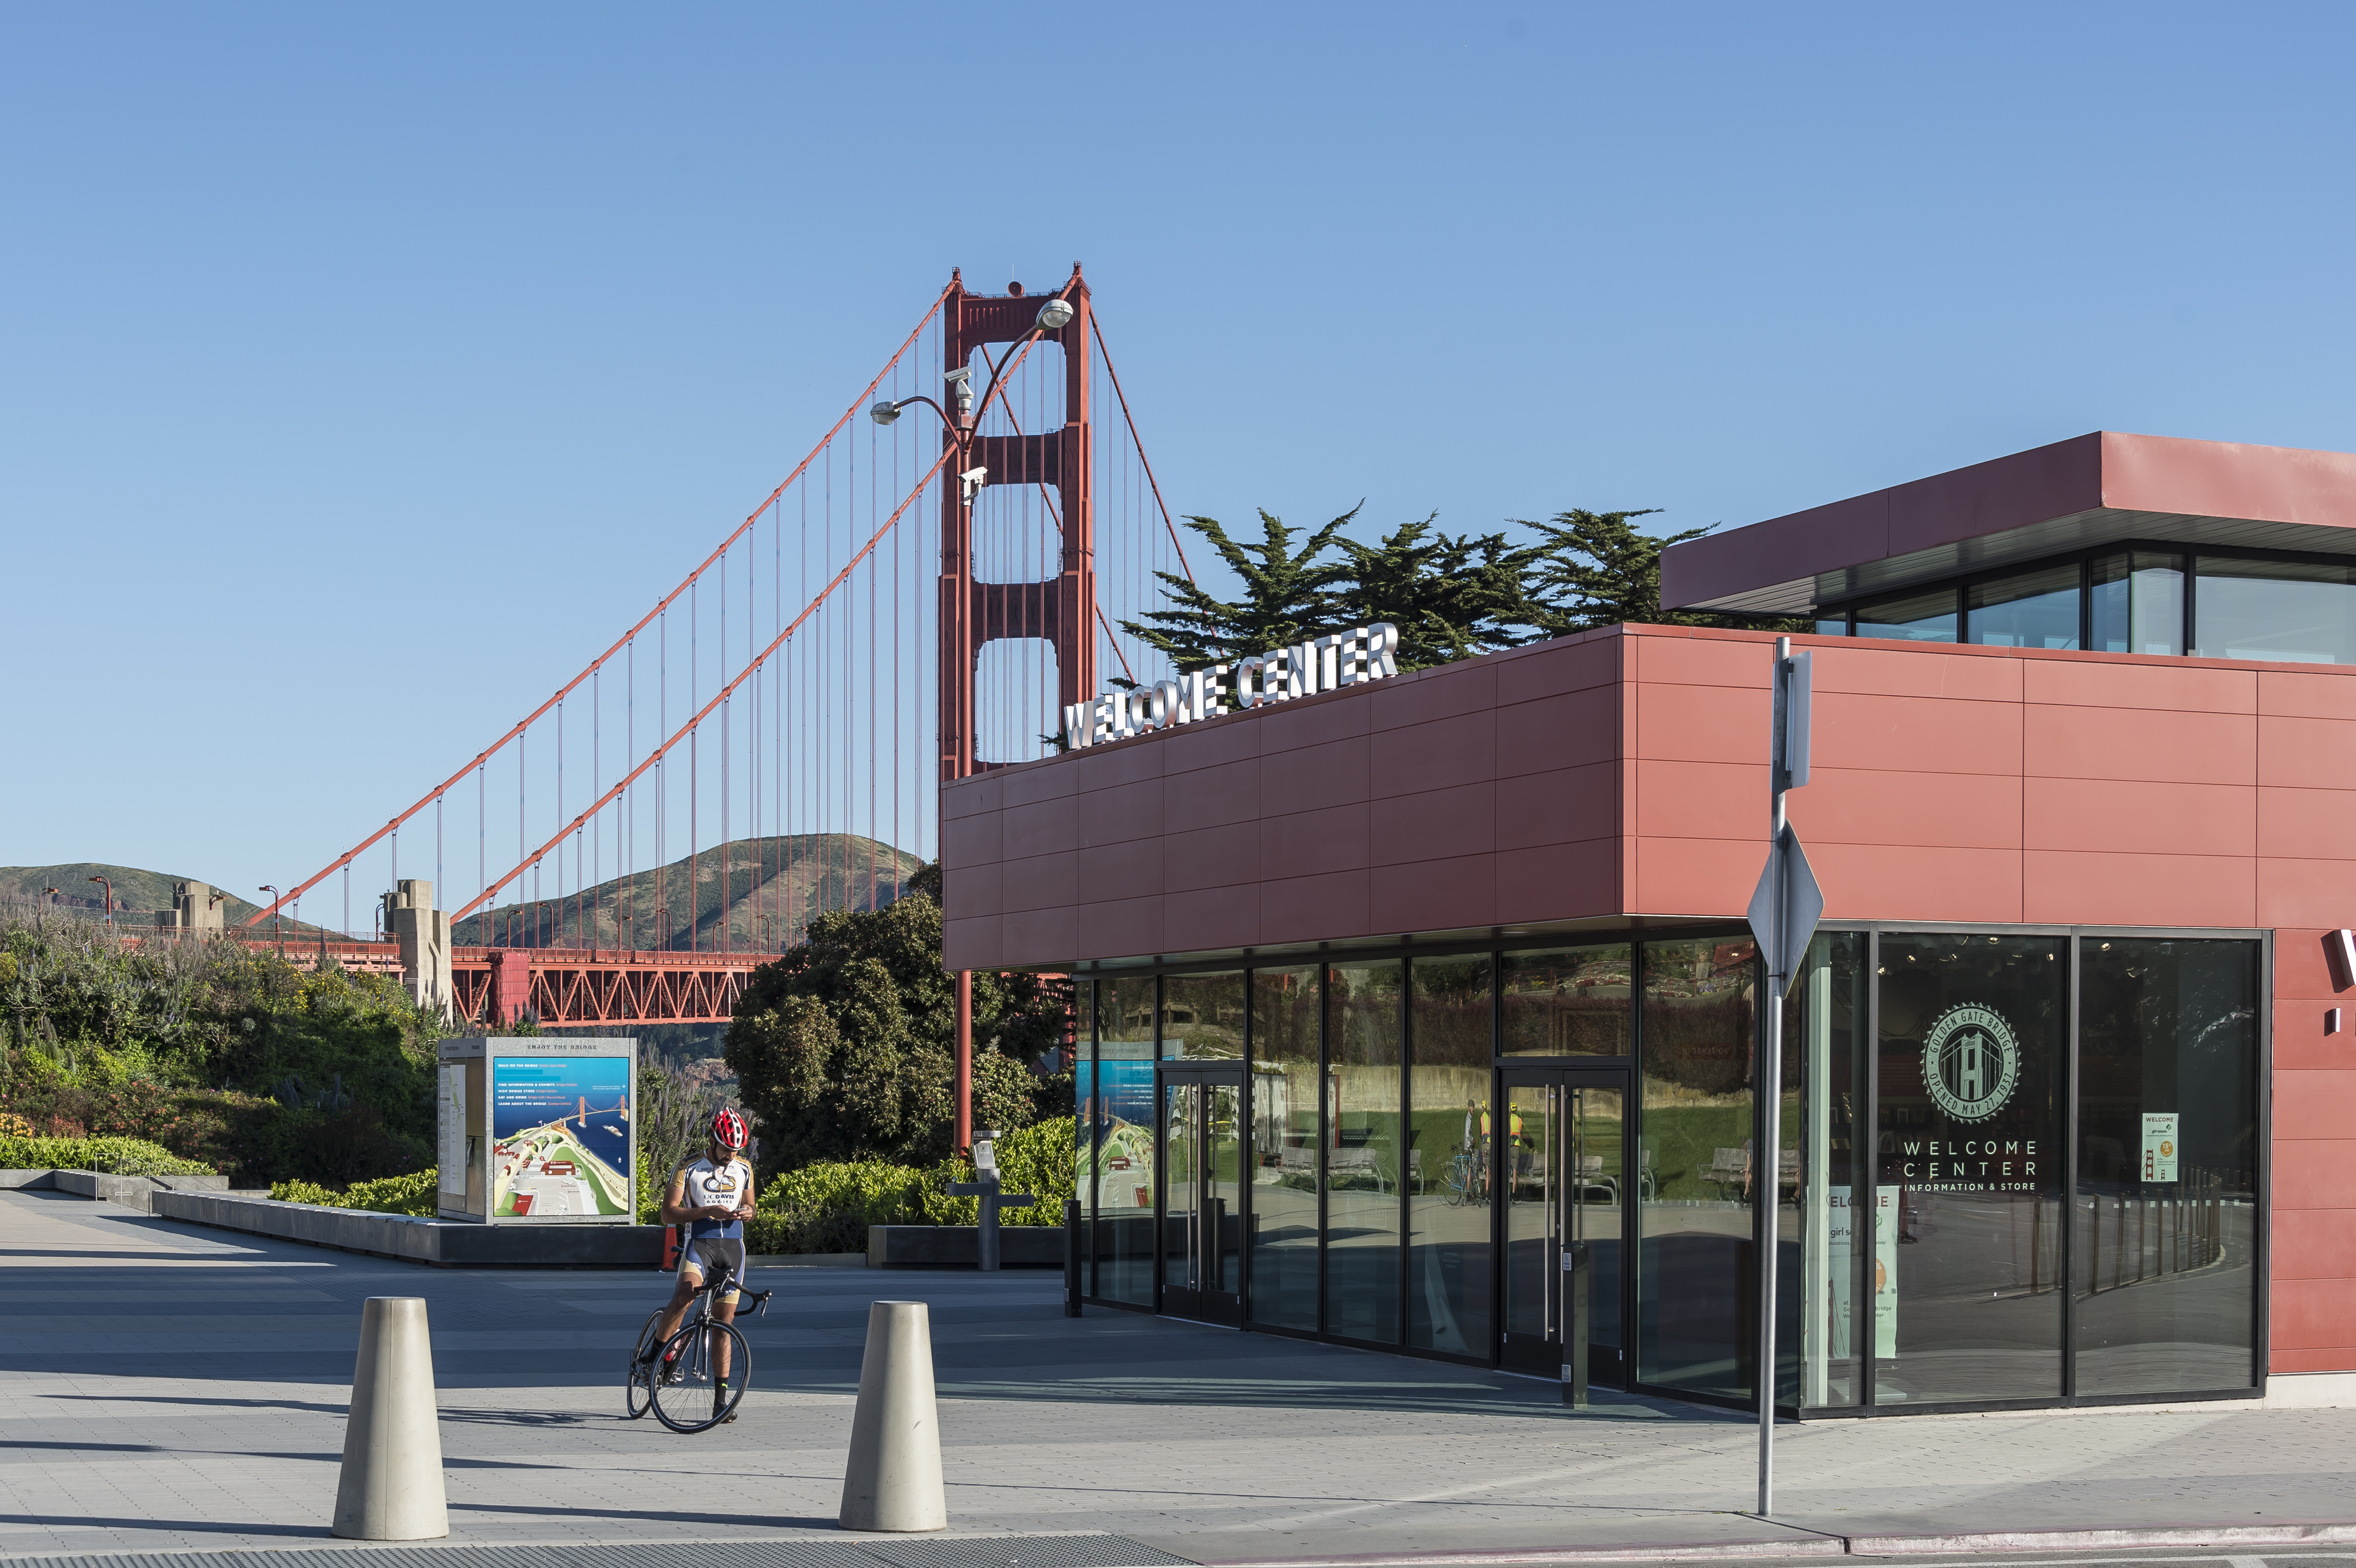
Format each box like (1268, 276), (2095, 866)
(838, 1300), (946, 1533)
(331, 1297), (449, 1541)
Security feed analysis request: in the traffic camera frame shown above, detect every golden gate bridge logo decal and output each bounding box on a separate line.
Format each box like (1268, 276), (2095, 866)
(1921, 1003), (2020, 1123)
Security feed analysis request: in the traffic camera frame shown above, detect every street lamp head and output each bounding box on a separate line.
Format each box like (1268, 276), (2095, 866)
(1034, 297), (1074, 332)
(869, 399), (902, 427)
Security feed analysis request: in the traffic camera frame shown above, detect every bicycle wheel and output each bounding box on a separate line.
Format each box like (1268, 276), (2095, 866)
(649, 1319), (750, 1434)
(625, 1308), (667, 1419)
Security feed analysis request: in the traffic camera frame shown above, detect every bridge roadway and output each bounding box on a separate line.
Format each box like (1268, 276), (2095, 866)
(9, 1188), (2356, 1565)
(125, 931), (753, 1025)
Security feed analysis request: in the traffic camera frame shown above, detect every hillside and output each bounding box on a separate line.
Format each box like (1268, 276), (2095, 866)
(0, 862), (287, 928)
(452, 832), (924, 952)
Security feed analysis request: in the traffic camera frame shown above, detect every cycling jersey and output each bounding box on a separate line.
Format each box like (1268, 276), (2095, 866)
(678, 1154), (752, 1239)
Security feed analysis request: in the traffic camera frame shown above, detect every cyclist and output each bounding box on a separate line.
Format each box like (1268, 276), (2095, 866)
(641, 1107), (757, 1422)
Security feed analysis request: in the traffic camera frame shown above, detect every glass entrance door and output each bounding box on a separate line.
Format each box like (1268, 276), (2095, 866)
(1161, 1067), (1244, 1324)
(1499, 1069), (1628, 1393)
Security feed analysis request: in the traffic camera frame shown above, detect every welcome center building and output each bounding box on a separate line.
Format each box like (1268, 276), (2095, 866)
(939, 431), (2356, 1416)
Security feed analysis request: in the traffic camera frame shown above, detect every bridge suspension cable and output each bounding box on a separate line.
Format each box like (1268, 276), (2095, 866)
(247, 268), (1181, 1025)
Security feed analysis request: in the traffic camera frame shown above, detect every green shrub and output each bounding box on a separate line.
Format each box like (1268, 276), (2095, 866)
(754, 1157), (933, 1252)
(744, 1119), (1079, 1252)
(268, 1167), (437, 1217)
(0, 1133), (213, 1176)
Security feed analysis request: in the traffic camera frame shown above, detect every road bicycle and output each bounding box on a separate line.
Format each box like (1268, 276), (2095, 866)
(626, 1260), (772, 1433)
(1440, 1144), (1489, 1208)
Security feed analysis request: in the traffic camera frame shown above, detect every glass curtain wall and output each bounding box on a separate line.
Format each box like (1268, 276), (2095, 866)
(1874, 932), (2065, 1403)
(1076, 980), (1098, 1294)
(1638, 935), (1759, 1399)
(1095, 977), (1158, 1305)
(1968, 564), (2082, 649)
(2090, 553), (2184, 655)
(1823, 547), (2356, 661)
(1500, 943), (1632, 1055)
(1788, 933), (1870, 1409)
(1408, 955), (1493, 1353)
(1857, 589), (1958, 643)
(1249, 965), (1321, 1331)
(2074, 938), (2260, 1395)
(1163, 972), (1246, 1059)
(2193, 557), (2356, 664)
(1087, 930), (2261, 1410)
(1326, 960), (1403, 1344)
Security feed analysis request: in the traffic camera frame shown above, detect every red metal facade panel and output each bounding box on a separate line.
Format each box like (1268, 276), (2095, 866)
(2100, 430), (2356, 531)
(1657, 434), (2104, 610)
(1659, 432), (2356, 614)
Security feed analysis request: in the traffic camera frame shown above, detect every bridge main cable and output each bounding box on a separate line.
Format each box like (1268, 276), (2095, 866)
(245, 281), (956, 930)
(451, 444), (956, 925)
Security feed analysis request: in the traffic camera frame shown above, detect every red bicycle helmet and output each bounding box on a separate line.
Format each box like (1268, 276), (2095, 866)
(710, 1108), (750, 1152)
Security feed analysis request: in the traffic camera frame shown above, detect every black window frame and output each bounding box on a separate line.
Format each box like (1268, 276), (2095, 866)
(1077, 920), (2268, 1419)
(1814, 538), (2356, 663)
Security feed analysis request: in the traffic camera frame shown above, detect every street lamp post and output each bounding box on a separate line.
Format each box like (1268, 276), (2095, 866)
(86, 875), (112, 937)
(38, 887), (59, 934)
(260, 885), (283, 954)
(872, 289), (1075, 1154)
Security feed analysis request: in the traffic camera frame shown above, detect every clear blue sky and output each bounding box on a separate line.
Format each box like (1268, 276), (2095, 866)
(7, 2), (2356, 908)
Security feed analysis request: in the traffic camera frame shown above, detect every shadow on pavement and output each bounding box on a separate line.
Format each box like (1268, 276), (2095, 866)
(0, 1514), (325, 1540)
(448, 1502), (841, 1530)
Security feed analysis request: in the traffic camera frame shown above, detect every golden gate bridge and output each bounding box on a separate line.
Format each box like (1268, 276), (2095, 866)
(233, 268), (1189, 1090)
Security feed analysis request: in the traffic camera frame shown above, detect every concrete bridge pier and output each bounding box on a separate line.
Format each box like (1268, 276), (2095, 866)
(171, 881), (226, 930)
(384, 880), (453, 1017)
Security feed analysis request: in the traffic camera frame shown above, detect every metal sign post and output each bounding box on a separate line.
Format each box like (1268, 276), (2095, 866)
(1746, 638), (1821, 1518)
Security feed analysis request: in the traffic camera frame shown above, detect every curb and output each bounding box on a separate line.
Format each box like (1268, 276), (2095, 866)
(1197, 1520), (2356, 1566)
(1194, 1544), (1842, 1567)
(1847, 1522), (2356, 1554)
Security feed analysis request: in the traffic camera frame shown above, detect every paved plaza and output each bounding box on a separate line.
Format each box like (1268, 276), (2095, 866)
(6, 1189), (2356, 1566)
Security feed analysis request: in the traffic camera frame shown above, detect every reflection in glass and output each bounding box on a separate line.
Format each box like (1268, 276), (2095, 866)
(1163, 971), (1246, 1059)
(1161, 1078), (1244, 1303)
(1638, 935), (1758, 1398)
(1163, 1080), (1201, 1295)
(1788, 933), (1869, 1409)
(1501, 944), (1631, 1056)
(1325, 961), (1402, 1344)
(2074, 938), (2259, 1395)
(2089, 552), (2184, 656)
(1503, 1082), (1551, 1343)
(1076, 981), (1097, 1296)
(1408, 956), (1492, 1354)
(1249, 966), (1321, 1331)
(1856, 588), (1958, 643)
(1503, 1080), (1627, 1381)
(2194, 557), (2356, 664)
(1573, 1083), (1626, 1382)
(1874, 932), (2064, 1403)
(1209, 1081), (1241, 1294)
(1968, 564), (2081, 649)
(1815, 616), (1852, 637)
(1093, 977), (1157, 1306)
